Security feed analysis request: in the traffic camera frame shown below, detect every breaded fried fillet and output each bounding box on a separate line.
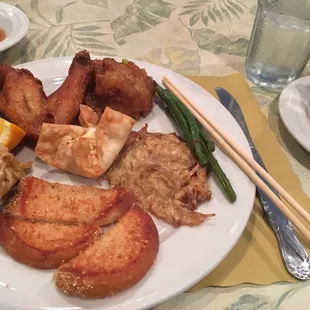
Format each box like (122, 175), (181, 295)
(54, 204), (159, 298)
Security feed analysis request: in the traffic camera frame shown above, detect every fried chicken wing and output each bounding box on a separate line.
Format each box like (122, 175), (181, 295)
(89, 58), (154, 119)
(30, 50), (94, 138)
(106, 126), (214, 227)
(0, 65), (46, 135)
(82, 81), (102, 117)
(0, 51), (94, 140)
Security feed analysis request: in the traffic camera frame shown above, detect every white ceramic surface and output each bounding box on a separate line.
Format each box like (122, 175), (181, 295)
(279, 76), (310, 153)
(0, 57), (255, 310)
(0, 3), (28, 52)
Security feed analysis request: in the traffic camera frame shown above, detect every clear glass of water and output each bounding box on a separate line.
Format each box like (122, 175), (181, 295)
(245, 0), (310, 90)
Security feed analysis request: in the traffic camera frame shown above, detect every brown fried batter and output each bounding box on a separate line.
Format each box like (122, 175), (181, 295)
(0, 65), (46, 135)
(30, 50), (94, 138)
(106, 126), (214, 227)
(88, 58), (154, 119)
(0, 50), (94, 140)
(0, 54), (153, 139)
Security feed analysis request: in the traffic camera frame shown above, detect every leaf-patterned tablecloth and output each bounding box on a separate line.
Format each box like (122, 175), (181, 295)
(2, 0), (310, 309)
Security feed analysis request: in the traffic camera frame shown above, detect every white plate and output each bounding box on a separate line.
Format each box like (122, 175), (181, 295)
(279, 76), (310, 153)
(0, 57), (255, 310)
(0, 3), (29, 52)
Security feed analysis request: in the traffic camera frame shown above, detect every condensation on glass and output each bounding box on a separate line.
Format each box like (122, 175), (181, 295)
(245, 0), (310, 90)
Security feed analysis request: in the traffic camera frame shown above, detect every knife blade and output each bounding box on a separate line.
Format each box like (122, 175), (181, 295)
(215, 87), (310, 280)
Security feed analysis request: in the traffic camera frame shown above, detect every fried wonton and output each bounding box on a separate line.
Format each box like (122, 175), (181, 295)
(35, 107), (135, 179)
(78, 104), (99, 128)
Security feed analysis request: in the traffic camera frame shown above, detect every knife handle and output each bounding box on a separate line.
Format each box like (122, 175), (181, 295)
(252, 148), (310, 279)
(215, 87), (310, 279)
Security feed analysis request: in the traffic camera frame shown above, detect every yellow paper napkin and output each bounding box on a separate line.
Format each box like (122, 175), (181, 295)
(184, 73), (309, 289)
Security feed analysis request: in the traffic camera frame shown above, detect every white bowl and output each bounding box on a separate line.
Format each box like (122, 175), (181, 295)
(0, 3), (29, 52)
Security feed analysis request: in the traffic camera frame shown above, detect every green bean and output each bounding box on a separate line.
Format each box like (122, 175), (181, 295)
(154, 82), (193, 152)
(154, 81), (236, 202)
(165, 89), (208, 166)
(155, 83), (208, 167)
(200, 129), (215, 152)
(206, 149), (236, 202)
(164, 106), (174, 120)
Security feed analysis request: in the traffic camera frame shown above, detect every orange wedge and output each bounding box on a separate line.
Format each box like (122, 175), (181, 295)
(0, 118), (26, 151)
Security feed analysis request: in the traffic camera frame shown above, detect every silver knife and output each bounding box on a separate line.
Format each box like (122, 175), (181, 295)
(215, 87), (310, 280)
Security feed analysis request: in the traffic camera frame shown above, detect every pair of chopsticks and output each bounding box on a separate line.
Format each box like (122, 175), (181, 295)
(163, 76), (310, 243)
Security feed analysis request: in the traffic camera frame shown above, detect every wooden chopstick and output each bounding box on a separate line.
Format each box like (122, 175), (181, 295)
(163, 76), (310, 243)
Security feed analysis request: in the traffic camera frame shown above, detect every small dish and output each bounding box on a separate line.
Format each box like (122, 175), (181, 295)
(279, 76), (310, 153)
(0, 3), (29, 52)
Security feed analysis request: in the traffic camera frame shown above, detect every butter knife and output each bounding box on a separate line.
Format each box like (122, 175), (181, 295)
(215, 87), (310, 280)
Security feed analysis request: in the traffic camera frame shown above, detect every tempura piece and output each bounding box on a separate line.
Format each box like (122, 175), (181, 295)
(0, 144), (32, 201)
(35, 107), (135, 179)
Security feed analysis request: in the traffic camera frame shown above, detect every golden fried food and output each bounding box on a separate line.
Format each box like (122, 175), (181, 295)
(0, 176), (136, 269)
(0, 144), (31, 202)
(0, 177), (159, 296)
(0, 51), (94, 140)
(0, 65), (46, 136)
(78, 104), (99, 127)
(3, 176), (135, 226)
(31, 50), (94, 137)
(35, 107), (135, 179)
(55, 204), (159, 298)
(0, 217), (102, 269)
(87, 58), (154, 119)
(106, 126), (214, 227)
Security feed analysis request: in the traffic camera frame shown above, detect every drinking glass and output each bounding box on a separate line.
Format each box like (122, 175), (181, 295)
(245, 0), (310, 90)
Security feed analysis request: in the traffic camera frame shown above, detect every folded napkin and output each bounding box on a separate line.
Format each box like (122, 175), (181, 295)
(184, 73), (310, 289)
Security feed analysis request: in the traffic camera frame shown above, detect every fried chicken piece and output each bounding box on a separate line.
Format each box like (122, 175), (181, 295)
(90, 58), (154, 119)
(30, 50), (94, 139)
(0, 51), (94, 140)
(83, 81), (102, 117)
(0, 65), (46, 135)
(106, 126), (214, 227)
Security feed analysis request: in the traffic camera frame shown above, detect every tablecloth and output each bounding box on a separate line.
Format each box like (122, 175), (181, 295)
(2, 0), (310, 309)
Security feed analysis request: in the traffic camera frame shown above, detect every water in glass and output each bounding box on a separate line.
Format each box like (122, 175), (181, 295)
(245, 0), (310, 90)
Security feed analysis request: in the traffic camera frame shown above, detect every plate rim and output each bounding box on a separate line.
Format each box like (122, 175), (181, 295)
(7, 55), (256, 310)
(0, 3), (29, 52)
(279, 76), (310, 153)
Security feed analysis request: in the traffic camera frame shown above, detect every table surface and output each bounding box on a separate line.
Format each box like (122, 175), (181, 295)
(2, 0), (310, 309)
